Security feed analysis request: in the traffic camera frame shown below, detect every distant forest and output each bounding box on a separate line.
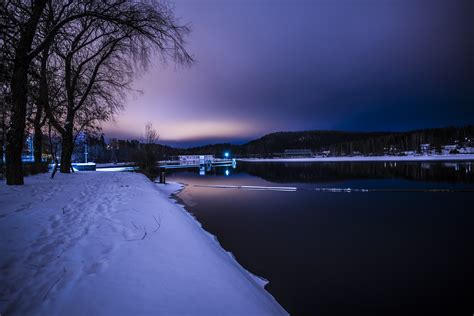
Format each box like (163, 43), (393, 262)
(79, 125), (474, 162)
(175, 125), (474, 158)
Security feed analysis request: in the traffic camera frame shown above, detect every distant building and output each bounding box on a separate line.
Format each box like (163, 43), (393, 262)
(442, 145), (458, 155)
(459, 146), (474, 154)
(274, 149), (313, 158)
(420, 144), (431, 155)
(179, 155), (214, 165)
(385, 145), (398, 155)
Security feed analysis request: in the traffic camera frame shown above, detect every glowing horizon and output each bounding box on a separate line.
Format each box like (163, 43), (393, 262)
(102, 0), (473, 146)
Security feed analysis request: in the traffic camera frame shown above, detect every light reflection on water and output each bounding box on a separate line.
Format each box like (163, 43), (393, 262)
(167, 161), (474, 316)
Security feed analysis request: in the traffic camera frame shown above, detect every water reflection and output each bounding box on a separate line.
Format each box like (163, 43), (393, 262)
(167, 162), (474, 315)
(239, 161), (474, 184)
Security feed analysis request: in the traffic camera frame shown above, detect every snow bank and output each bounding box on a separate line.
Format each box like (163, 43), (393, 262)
(95, 162), (135, 168)
(0, 172), (287, 315)
(96, 166), (138, 172)
(239, 154), (474, 163)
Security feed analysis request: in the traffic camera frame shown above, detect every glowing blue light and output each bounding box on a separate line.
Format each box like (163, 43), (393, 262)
(225, 169), (230, 176)
(224, 152), (229, 158)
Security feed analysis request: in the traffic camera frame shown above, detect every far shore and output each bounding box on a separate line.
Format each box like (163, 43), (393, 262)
(238, 154), (474, 163)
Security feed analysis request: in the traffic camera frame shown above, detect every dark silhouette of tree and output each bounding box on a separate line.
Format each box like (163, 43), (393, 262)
(1, 0), (192, 184)
(136, 122), (160, 176)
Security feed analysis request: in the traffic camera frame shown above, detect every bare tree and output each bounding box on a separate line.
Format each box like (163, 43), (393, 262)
(1, 0), (52, 184)
(136, 122), (160, 175)
(145, 122), (159, 145)
(45, 3), (190, 173)
(0, 84), (8, 175)
(0, 57), (10, 174)
(26, 50), (50, 172)
(1, 0), (192, 184)
(0, 7), (13, 175)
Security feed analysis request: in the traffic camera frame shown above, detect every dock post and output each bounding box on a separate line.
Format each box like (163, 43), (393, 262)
(160, 171), (166, 184)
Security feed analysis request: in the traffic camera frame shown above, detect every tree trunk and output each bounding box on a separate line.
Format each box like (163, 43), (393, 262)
(60, 125), (74, 173)
(0, 105), (5, 169)
(6, 61), (29, 185)
(5, 0), (48, 185)
(33, 124), (43, 169)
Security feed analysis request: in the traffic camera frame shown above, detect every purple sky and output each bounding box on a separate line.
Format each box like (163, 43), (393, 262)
(103, 0), (474, 147)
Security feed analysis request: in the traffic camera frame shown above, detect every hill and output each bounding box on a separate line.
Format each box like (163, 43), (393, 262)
(184, 125), (474, 157)
(84, 125), (474, 162)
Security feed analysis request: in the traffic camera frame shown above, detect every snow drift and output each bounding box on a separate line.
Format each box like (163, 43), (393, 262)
(0, 172), (287, 315)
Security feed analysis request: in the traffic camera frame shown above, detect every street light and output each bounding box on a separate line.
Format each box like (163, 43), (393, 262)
(224, 152), (230, 158)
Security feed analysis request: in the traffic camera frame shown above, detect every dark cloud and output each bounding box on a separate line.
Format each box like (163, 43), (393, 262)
(105, 0), (474, 145)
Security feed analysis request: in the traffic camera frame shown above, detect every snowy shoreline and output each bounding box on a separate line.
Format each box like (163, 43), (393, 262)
(0, 172), (287, 315)
(239, 154), (474, 163)
(168, 183), (277, 291)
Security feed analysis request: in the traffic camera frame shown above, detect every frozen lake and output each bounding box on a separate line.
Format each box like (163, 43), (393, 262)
(167, 161), (474, 315)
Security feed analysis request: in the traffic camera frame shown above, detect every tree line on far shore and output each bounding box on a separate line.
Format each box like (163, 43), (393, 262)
(1, 0), (192, 185)
(238, 126), (474, 157)
(49, 125), (473, 164)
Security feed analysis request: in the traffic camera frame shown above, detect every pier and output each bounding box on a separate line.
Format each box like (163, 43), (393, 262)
(157, 158), (237, 183)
